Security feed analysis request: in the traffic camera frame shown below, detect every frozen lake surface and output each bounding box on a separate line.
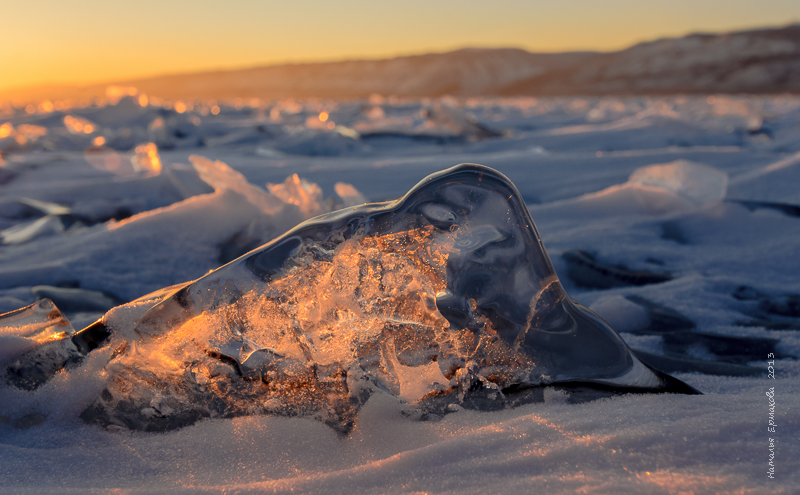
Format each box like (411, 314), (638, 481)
(0, 95), (798, 493)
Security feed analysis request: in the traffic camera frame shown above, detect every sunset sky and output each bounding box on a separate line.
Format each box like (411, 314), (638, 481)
(3, 0), (799, 91)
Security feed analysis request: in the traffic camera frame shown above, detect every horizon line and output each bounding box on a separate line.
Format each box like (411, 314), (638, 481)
(3, 22), (796, 96)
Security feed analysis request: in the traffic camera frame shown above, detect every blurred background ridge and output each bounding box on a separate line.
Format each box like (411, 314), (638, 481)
(3, 24), (800, 105)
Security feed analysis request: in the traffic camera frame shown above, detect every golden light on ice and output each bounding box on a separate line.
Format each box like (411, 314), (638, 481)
(267, 173), (323, 215)
(119, 224), (457, 410)
(65, 117), (82, 133)
(64, 115), (96, 134)
(132, 142), (162, 173)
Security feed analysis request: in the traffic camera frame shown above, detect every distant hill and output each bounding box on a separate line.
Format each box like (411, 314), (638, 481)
(501, 24), (800, 95)
(3, 24), (799, 103)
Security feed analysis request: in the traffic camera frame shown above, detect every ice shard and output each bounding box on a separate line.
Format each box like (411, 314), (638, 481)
(0, 299), (81, 389)
(4, 164), (699, 432)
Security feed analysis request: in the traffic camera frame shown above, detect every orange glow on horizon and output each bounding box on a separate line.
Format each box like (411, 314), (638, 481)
(105, 85), (138, 100)
(1, 1), (797, 93)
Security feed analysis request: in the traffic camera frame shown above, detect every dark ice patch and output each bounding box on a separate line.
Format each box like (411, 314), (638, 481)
(661, 220), (690, 244)
(562, 250), (673, 289)
(661, 332), (789, 365)
(732, 286), (800, 331)
(31, 286), (122, 313)
(633, 350), (764, 377)
(729, 199), (800, 218)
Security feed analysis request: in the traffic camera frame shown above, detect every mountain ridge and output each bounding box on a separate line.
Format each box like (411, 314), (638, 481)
(3, 24), (799, 103)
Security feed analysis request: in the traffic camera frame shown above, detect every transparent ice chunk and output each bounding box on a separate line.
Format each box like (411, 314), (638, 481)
(18, 198), (71, 216)
(0, 216), (64, 245)
(130, 142), (162, 175)
(418, 103), (502, 140)
(147, 114), (202, 149)
(189, 155), (285, 214)
(354, 102), (501, 141)
(333, 182), (367, 208)
(0, 299), (82, 387)
(5, 164), (698, 432)
(588, 295), (652, 333)
(0, 298), (75, 341)
(267, 174), (324, 215)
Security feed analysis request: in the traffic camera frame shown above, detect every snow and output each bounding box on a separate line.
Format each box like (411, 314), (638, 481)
(1, 94), (798, 493)
(627, 160), (728, 206)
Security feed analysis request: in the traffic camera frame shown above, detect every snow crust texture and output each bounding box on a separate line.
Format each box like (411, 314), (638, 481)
(1, 94), (799, 494)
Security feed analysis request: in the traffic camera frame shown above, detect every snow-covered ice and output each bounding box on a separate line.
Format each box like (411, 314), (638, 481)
(0, 94), (798, 493)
